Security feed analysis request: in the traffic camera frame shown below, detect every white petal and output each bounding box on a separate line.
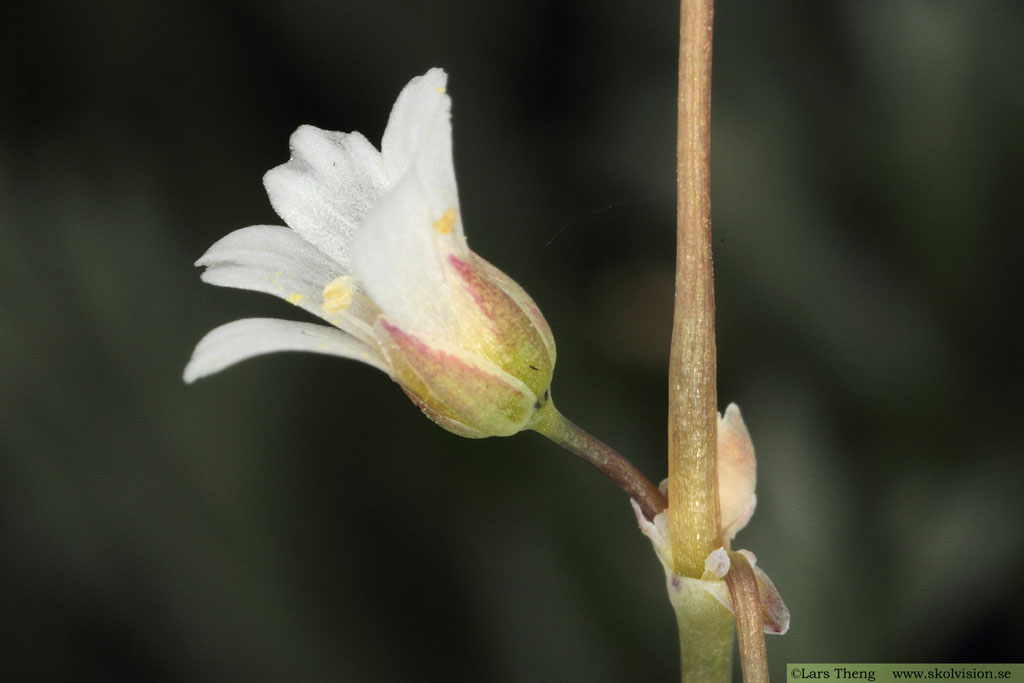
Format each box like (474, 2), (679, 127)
(183, 318), (390, 384)
(196, 225), (378, 343)
(351, 168), (462, 336)
(263, 126), (387, 269)
(381, 68), (464, 244)
(197, 224), (338, 285)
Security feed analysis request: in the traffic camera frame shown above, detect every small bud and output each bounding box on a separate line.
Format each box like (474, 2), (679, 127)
(717, 403), (757, 544)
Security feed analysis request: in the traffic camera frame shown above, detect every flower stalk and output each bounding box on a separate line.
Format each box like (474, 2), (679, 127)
(726, 551), (771, 683)
(532, 404), (667, 521)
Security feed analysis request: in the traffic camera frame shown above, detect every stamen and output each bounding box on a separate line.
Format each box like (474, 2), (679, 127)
(322, 275), (354, 314)
(433, 207), (457, 235)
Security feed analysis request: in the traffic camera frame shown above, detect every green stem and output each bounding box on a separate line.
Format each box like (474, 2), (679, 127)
(670, 0), (739, 681)
(531, 403), (667, 520)
(673, 582), (735, 683)
(669, 0), (720, 580)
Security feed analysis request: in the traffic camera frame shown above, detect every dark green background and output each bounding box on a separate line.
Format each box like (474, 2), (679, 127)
(3, 1), (1022, 680)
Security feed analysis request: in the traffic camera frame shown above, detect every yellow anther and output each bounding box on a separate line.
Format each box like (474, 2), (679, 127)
(322, 275), (354, 314)
(433, 207), (457, 235)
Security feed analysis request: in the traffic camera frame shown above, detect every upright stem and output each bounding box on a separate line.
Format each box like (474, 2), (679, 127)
(669, 0), (720, 579)
(674, 587), (735, 683)
(670, 1), (737, 681)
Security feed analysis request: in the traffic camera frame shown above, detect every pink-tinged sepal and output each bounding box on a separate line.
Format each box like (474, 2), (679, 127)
(378, 319), (541, 438)
(445, 252), (556, 398)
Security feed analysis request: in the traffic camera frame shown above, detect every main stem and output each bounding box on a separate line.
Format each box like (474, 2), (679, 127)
(670, 0), (736, 681)
(669, 0), (720, 580)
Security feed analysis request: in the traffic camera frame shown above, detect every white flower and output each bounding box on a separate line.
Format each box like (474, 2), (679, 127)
(185, 68), (556, 438)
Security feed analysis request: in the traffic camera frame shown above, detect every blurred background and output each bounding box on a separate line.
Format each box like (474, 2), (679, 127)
(2, 0), (1022, 680)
